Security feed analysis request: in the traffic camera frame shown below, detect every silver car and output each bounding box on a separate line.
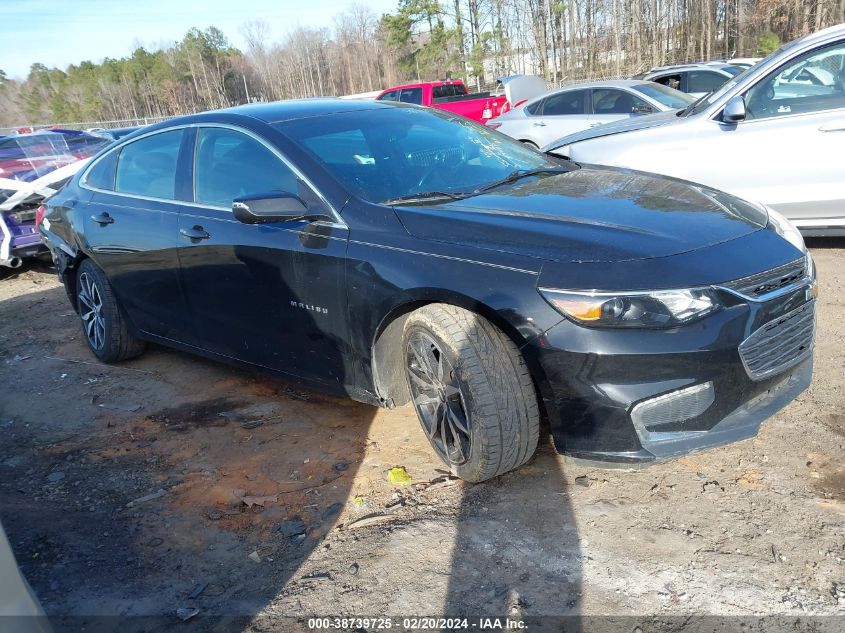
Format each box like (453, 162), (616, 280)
(486, 80), (694, 148)
(546, 24), (845, 236)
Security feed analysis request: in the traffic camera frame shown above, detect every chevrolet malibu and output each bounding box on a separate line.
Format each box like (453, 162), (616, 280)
(39, 100), (816, 482)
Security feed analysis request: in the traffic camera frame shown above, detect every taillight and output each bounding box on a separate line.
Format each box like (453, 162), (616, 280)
(35, 204), (46, 229)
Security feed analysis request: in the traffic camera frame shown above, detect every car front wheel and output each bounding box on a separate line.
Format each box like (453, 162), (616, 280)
(403, 304), (539, 482)
(76, 259), (146, 362)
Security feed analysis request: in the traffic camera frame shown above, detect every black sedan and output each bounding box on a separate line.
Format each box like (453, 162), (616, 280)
(39, 99), (816, 481)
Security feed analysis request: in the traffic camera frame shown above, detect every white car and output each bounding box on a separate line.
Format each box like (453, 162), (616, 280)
(545, 24), (845, 236)
(486, 80), (694, 148)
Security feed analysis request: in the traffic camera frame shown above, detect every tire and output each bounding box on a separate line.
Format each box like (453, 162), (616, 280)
(75, 259), (146, 362)
(521, 140), (539, 150)
(402, 304), (539, 482)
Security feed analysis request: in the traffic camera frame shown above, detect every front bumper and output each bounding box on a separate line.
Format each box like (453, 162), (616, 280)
(523, 284), (815, 464)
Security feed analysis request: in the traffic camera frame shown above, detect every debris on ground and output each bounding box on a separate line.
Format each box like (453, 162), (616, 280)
(176, 607), (199, 621)
(97, 402), (143, 413)
(126, 489), (166, 507)
(275, 517), (307, 538)
(386, 466), (412, 486)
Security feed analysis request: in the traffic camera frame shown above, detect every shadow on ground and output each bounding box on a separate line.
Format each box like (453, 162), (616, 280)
(0, 262), (581, 632)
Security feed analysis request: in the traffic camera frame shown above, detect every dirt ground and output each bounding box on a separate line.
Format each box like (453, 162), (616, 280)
(1, 241), (843, 632)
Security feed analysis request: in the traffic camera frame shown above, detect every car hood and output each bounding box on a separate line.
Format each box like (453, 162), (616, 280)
(393, 167), (767, 264)
(543, 109), (681, 151)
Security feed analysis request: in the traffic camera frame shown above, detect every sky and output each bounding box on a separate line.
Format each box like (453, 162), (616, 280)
(0, 0), (398, 80)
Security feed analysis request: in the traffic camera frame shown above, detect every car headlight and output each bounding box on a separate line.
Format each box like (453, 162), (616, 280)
(767, 208), (806, 253)
(539, 287), (721, 328)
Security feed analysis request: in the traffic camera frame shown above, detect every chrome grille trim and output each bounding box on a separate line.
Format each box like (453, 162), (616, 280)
(739, 301), (815, 381)
(719, 257), (808, 301)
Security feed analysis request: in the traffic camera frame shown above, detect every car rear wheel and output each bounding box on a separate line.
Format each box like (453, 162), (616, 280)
(402, 304), (539, 482)
(76, 259), (146, 362)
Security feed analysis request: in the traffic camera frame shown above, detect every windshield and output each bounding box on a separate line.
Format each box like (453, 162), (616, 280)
(678, 48), (790, 117)
(633, 82), (695, 109)
(275, 106), (563, 204)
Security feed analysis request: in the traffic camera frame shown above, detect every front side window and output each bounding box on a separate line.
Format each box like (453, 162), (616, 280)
(541, 89), (588, 116)
(688, 71), (728, 94)
(592, 89), (650, 114)
(115, 129), (184, 199)
(399, 88), (423, 104)
(194, 127), (298, 208)
(654, 73), (682, 91)
(379, 90), (400, 102)
(744, 42), (845, 120)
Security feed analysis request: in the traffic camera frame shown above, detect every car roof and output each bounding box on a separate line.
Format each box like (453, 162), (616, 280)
(216, 98), (393, 123)
(525, 79), (653, 102)
(645, 63), (728, 74)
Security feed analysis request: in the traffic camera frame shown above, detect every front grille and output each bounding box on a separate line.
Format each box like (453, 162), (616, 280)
(739, 302), (815, 380)
(722, 257), (807, 299)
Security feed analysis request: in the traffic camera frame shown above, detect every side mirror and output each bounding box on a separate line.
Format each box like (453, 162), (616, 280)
(232, 192), (309, 224)
(722, 95), (746, 123)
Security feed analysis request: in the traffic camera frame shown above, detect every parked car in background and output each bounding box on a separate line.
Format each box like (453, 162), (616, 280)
(375, 76), (545, 124)
(41, 99), (815, 481)
(545, 24), (845, 236)
(643, 63), (738, 97)
(0, 522), (50, 633)
(0, 130), (109, 268)
(486, 80), (694, 148)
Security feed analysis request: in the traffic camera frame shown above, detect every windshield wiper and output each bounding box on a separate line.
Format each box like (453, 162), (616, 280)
(472, 167), (571, 194)
(382, 190), (470, 205)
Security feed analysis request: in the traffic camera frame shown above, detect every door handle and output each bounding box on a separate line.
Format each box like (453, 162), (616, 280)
(90, 212), (113, 225)
(532, 121), (546, 127)
(180, 226), (210, 241)
(818, 122), (845, 132)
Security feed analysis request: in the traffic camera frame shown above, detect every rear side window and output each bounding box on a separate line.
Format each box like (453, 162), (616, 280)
(524, 99), (543, 115)
(85, 150), (118, 191)
(399, 87), (423, 104)
(688, 71), (727, 93)
(194, 127), (298, 208)
(432, 84), (464, 99)
(115, 130), (184, 199)
(541, 89), (588, 115)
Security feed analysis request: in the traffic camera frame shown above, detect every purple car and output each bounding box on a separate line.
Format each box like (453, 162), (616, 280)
(0, 130), (110, 269)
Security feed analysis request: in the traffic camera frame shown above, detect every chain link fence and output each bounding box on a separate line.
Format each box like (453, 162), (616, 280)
(1, 115), (176, 136)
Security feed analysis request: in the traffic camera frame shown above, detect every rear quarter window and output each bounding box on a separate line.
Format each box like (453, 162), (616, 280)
(85, 150), (118, 191)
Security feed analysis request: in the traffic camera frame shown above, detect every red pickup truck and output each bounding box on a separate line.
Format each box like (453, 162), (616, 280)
(375, 77), (545, 124)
